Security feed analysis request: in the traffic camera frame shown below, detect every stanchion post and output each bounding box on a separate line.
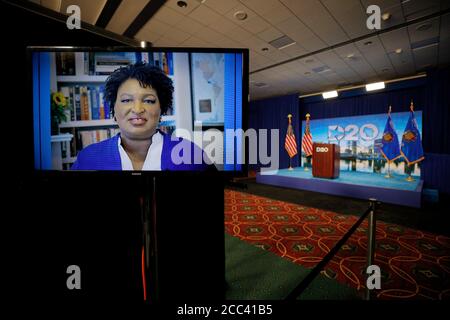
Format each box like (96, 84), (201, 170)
(365, 198), (378, 300)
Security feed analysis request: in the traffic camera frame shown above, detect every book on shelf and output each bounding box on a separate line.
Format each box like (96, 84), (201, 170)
(58, 85), (110, 122)
(162, 52), (169, 75)
(80, 86), (89, 120)
(166, 52), (174, 75)
(80, 51), (173, 76)
(82, 52), (139, 75)
(76, 128), (120, 150)
(55, 52), (75, 75)
(59, 86), (73, 121)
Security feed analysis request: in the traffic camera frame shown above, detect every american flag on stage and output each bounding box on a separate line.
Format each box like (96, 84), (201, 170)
(302, 114), (313, 156)
(285, 114), (298, 158)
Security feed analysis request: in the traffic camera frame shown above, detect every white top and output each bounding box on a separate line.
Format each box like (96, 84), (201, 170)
(118, 131), (163, 170)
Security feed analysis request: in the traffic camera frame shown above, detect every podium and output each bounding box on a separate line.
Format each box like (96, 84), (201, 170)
(312, 143), (340, 179)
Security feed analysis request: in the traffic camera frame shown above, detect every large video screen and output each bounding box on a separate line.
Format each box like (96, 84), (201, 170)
(31, 48), (247, 172)
(301, 111), (423, 176)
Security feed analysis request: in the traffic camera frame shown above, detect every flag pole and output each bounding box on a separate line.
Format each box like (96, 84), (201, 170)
(385, 161), (392, 178)
(304, 113), (311, 171)
(405, 101), (414, 182)
(384, 106), (393, 178)
(288, 114), (294, 170)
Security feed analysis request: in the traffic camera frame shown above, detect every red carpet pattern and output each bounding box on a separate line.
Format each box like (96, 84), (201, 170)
(225, 189), (450, 300)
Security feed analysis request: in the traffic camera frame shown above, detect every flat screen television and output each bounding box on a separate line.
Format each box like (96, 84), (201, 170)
(30, 47), (248, 173)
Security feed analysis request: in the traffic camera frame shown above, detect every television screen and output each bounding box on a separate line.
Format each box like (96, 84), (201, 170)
(31, 47), (248, 172)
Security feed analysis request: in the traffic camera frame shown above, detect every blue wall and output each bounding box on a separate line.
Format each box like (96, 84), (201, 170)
(249, 93), (299, 170)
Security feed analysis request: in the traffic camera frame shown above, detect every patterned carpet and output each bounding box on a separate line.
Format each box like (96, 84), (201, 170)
(225, 189), (450, 300)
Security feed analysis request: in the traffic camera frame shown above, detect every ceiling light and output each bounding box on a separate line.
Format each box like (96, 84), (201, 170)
(305, 58), (314, 63)
(381, 12), (391, 21)
(364, 41), (373, 46)
(261, 47), (269, 52)
(140, 41), (147, 48)
(322, 90), (338, 99)
(366, 81), (385, 91)
(234, 11), (248, 21)
(304, 71), (311, 75)
(416, 22), (432, 31)
(395, 48), (402, 54)
(177, 1), (187, 7)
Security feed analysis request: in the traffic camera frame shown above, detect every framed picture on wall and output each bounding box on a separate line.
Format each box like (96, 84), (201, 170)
(190, 52), (225, 127)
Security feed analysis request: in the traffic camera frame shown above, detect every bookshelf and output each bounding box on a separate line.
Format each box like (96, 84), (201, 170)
(57, 75), (108, 82)
(59, 119), (116, 128)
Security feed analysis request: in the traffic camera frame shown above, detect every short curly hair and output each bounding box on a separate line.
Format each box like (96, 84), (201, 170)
(104, 62), (174, 116)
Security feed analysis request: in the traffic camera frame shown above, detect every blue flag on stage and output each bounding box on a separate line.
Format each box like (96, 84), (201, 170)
(401, 102), (424, 165)
(380, 106), (401, 161)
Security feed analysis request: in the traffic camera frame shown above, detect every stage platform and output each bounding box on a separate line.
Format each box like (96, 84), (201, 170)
(256, 168), (423, 208)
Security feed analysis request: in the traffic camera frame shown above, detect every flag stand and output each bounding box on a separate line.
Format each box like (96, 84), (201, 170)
(405, 164), (414, 181)
(288, 157), (294, 170)
(304, 156), (310, 171)
(384, 161), (392, 178)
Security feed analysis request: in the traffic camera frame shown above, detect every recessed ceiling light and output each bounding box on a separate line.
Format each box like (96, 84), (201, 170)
(416, 22), (432, 31)
(261, 47), (269, 52)
(395, 48), (402, 54)
(364, 41), (373, 46)
(177, 1), (187, 8)
(381, 12), (391, 21)
(304, 58), (314, 63)
(304, 71), (311, 75)
(382, 68), (389, 72)
(234, 11), (248, 21)
(346, 53), (354, 59)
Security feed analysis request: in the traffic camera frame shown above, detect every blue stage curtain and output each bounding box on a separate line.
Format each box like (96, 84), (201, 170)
(424, 67), (450, 154)
(249, 93), (300, 171)
(422, 153), (450, 194)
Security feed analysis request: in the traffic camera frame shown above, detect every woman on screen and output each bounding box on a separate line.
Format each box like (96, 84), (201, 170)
(71, 62), (213, 171)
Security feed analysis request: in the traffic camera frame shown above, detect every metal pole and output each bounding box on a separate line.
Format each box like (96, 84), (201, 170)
(365, 198), (377, 300)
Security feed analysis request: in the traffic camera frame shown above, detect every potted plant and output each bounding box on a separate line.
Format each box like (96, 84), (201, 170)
(51, 91), (68, 135)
